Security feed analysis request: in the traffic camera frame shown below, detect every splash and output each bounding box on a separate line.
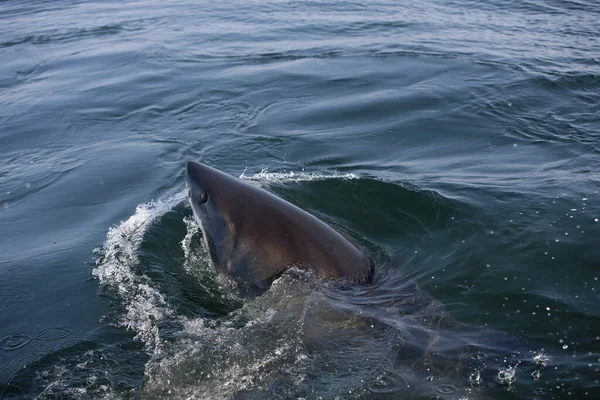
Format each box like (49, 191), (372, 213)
(497, 363), (518, 385)
(239, 167), (359, 186)
(90, 169), (515, 399)
(92, 168), (354, 353)
(140, 271), (317, 399)
(533, 350), (551, 366)
(180, 215), (207, 276)
(92, 192), (186, 353)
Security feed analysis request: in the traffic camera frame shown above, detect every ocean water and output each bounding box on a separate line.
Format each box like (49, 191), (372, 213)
(1, 0), (599, 398)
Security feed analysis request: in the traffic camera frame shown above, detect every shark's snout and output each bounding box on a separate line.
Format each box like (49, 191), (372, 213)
(186, 160), (206, 193)
(186, 161), (197, 183)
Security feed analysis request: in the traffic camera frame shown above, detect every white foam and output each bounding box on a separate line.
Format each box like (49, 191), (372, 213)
(92, 192), (186, 353)
(141, 275), (313, 399)
(180, 215), (206, 275)
(240, 167), (359, 186)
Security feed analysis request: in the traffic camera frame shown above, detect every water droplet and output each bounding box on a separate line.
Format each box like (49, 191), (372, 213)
(562, 344), (568, 349)
(469, 370), (482, 385)
(534, 351), (550, 365)
(498, 366), (516, 385)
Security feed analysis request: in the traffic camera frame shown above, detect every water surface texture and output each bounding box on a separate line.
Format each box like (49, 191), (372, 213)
(1, 0), (599, 399)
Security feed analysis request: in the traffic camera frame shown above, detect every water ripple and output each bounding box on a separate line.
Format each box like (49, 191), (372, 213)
(0, 328), (74, 352)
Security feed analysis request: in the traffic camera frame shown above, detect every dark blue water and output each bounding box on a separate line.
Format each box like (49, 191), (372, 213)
(1, 0), (599, 398)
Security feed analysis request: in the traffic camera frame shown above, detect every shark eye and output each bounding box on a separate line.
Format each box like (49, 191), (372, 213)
(199, 191), (208, 204)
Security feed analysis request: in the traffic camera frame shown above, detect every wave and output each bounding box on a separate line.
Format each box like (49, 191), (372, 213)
(89, 169), (565, 399)
(92, 170), (362, 353)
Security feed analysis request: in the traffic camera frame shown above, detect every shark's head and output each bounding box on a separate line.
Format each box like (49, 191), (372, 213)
(185, 160), (230, 270)
(186, 160), (214, 221)
(185, 160), (371, 288)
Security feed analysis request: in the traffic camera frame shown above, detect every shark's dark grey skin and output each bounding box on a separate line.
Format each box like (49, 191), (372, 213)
(185, 161), (371, 288)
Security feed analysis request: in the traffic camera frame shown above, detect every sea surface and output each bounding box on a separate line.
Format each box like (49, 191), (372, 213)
(1, 0), (599, 398)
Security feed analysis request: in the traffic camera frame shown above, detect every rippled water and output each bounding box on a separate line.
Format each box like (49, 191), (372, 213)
(1, 0), (599, 399)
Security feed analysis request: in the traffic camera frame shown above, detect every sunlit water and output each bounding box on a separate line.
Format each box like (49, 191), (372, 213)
(1, 0), (599, 399)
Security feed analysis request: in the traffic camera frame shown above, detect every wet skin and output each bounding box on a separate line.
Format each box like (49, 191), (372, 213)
(185, 161), (371, 288)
